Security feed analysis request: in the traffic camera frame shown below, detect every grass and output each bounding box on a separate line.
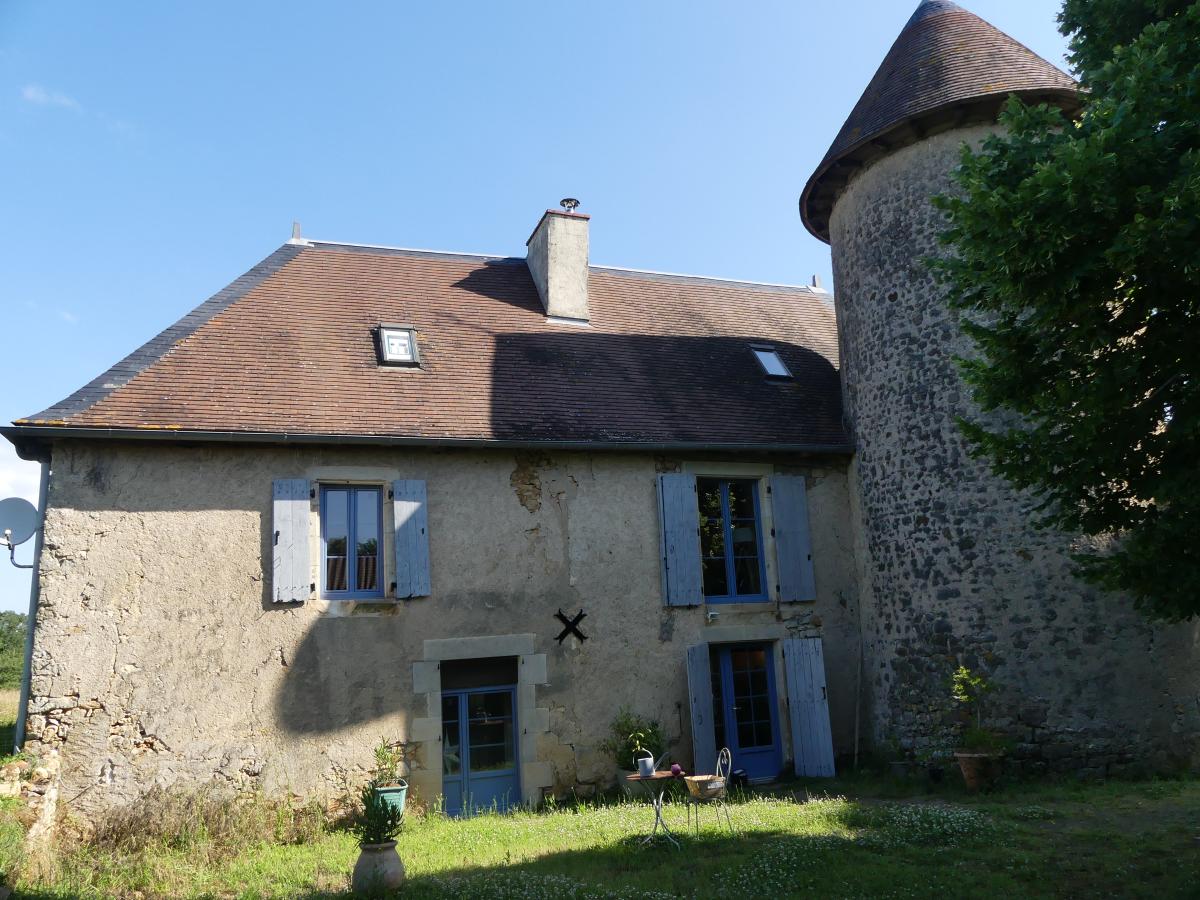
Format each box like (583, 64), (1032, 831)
(0, 776), (1191, 898)
(0, 691), (1194, 899)
(0, 689), (19, 755)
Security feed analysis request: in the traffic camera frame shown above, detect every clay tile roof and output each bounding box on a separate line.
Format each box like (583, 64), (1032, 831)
(11, 241), (849, 452)
(800, 0), (1080, 243)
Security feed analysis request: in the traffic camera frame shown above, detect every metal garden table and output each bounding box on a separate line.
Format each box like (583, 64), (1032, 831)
(625, 771), (680, 848)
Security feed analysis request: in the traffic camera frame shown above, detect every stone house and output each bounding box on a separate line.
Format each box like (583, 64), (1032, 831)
(3, 0), (1198, 815)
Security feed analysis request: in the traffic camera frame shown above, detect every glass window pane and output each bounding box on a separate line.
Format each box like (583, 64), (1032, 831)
(754, 721), (774, 747)
(324, 489), (349, 592)
(442, 695), (459, 723)
(735, 557), (762, 595)
(737, 718), (756, 748)
(468, 744), (513, 772)
(442, 722), (461, 774)
(470, 721), (509, 748)
(700, 517), (725, 558)
(750, 670), (768, 695)
(753, 348), (791, 378)
(733, 670), (751, 698)
(748, 649), (766, 671)
(702, 558), (729, 597)
(752, 697), (771, 723)
(697, 479), (722, 520)
(354, 489), (380, 592)
(732, 521), (758, 556)
(468, 691), (512, 721)
(728, 481), (756, 519)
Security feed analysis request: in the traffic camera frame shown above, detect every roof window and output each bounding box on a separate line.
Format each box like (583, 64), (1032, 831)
(750, 344), (792, 380)
(376, 325), (420, 367)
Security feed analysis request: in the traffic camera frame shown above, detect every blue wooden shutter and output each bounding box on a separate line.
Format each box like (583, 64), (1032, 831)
(770, 474), (816, 602)
(783, 637), (836, 776)
(271, 478), (310, 603)
(657, 473), (702, 606)
(392, 479), (431, 598)
(686, 644), (717, 774)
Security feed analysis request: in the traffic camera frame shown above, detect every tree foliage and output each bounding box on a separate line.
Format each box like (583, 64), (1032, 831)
(0, 612), (26, 689)
(932, 1), (1200, 620)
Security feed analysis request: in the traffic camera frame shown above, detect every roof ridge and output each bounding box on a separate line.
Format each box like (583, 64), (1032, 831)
(304, 239), (523, 264)
(303, 237), (829, 295)
(590, 264), (824, 294)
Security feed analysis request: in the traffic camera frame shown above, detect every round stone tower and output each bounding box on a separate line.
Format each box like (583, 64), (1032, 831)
(802, 0), (1199, 773)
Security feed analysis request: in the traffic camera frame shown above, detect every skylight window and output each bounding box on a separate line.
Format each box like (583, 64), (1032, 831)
(376, 324), (420, 367)
(750, 344), (792, 379)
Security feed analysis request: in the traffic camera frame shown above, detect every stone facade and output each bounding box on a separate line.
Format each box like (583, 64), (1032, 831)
(26, 441), (860, 814)
(830, 124), (1200, 774)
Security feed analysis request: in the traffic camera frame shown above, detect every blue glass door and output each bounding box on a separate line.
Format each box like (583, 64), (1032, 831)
(712, 644), (782, 781)
(442, 686), (519, 816)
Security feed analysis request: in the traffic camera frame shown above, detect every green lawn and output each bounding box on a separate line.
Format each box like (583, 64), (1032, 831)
(0, 774), (1193, 898)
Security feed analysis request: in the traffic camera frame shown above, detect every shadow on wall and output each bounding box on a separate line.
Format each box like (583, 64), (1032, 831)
(273, 615), (413, 737)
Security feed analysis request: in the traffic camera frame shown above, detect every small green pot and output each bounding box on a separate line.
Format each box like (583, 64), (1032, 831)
(376, 780), (408, 815)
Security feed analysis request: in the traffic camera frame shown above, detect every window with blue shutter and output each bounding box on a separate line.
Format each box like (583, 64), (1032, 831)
(392, 479), (431, 598)
(697, 478), (769, 603)
(769, 474), (817, 603)
(320, 485), (384, 599)
(272, 478), (311, 604)
(657, 473), (703, 606)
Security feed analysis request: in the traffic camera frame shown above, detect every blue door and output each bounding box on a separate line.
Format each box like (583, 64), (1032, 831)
(442, 686), (520, 816)
(712, 644), (783, 781)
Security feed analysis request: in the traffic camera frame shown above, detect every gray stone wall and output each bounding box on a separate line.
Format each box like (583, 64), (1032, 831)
(829, 124), (1200, 774)
(27, 441), (860, 814)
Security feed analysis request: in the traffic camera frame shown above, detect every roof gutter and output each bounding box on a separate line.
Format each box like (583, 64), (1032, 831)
(1, 424), (853, 458)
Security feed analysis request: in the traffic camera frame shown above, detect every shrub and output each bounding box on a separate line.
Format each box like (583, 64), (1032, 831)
(371, 738), (407, 787)
(598, 708), (665, 771)
(354, 786), (403, 847)
(86, 787), (328, 859)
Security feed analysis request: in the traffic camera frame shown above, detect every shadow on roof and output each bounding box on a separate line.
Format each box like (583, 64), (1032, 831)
(489, 331), (846, 447)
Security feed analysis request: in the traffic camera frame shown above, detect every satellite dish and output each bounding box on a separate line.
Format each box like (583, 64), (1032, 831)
(0, 498), (39, 547)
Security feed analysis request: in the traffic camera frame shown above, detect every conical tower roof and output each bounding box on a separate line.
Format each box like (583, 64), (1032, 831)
(800, 0), (1079, 242)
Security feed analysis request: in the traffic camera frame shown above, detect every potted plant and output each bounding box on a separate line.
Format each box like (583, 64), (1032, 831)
(600, 708), (664, 796)
(351, 785), (406, 894)
(371, 738), (409, 816)
(950, 666), (1011, 791)
(916, 746), (948, 785)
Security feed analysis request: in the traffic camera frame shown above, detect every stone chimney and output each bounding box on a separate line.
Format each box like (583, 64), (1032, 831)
(526, 202), (590, 323)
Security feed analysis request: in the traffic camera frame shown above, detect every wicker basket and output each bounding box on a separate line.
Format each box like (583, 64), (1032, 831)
(684, 775), (726, 800)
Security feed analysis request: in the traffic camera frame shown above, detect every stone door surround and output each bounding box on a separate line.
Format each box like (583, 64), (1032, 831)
(410, 633), (551, 808)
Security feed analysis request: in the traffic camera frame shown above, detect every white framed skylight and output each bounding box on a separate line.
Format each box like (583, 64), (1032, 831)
(750, 344), (792, 379)
(376, 324), (421, 367)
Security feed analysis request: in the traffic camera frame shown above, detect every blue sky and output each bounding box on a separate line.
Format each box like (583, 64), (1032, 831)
(0, 1), (1070, 612)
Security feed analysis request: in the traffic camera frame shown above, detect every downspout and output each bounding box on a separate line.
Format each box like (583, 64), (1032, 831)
(15, 457), (49, 753)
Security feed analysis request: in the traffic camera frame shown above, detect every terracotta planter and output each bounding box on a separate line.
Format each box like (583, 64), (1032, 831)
(352, 840), (406, 894)
(954, 751), (1003, 792)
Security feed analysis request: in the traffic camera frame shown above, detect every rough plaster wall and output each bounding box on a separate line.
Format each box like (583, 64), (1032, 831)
(829, 124), (1200, 774)
(28, 442), (859, 814)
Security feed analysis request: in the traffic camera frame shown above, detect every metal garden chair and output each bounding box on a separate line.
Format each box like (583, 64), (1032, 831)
(683, 747), (734, 835)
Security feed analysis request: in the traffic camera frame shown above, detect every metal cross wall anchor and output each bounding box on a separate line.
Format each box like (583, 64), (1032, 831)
(554, 608), (588, 643)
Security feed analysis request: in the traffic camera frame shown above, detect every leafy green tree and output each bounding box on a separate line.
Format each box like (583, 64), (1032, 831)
(0, 612), (27, 689)
(933, 1), (1199, 621)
